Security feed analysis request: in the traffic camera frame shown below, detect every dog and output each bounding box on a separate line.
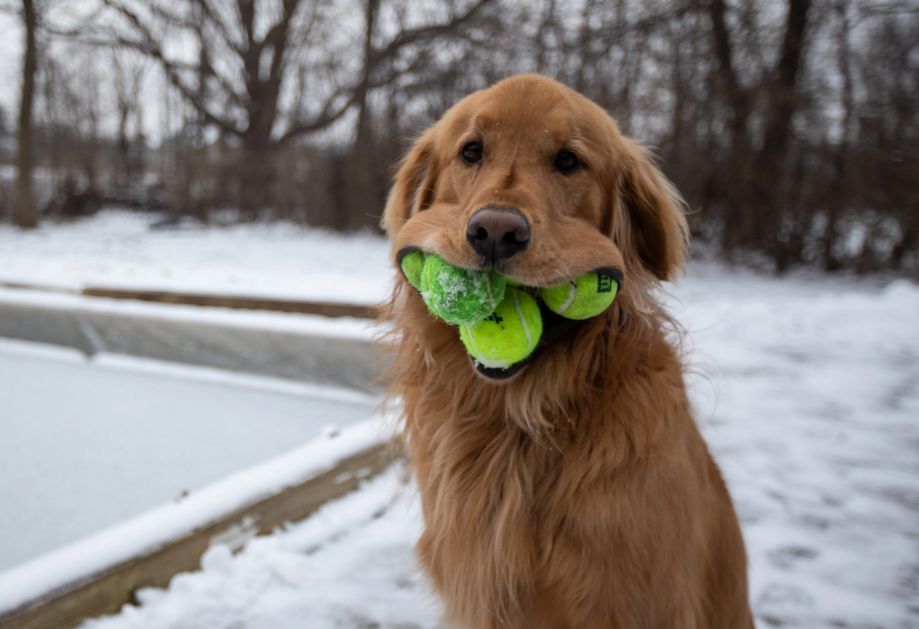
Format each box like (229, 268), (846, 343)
(379, 74), (754, 629)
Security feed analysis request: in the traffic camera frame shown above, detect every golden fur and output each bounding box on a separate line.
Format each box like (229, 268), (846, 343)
(379, 75), (754, 629)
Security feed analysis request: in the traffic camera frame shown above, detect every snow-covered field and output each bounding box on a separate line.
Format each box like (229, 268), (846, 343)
(1, 212), (917, 628)
(0, 212), (393, 303)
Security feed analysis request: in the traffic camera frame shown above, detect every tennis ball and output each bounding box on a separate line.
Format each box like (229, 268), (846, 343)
(459, 287), (542, 369)
(539, 271), (619, 320)
(399, 250), (425, 290)
(421, 254), (506, 325)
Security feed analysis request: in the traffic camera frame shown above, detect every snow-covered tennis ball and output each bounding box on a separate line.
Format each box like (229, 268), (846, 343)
(399, 250), (425, 290)
(420, 254), (506, 325)
(539, 271), (619, 320)
(459, 287), (542, 369)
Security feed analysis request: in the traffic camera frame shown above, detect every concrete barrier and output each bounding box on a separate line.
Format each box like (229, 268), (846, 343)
(0, 289), (385, 391)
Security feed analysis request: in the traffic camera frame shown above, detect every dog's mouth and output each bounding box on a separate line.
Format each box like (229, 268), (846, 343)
(396, 247), (621, 382)
(472, 296), (582, 381)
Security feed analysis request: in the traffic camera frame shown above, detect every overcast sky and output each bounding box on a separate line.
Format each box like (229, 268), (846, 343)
(0, 11), (23, 125)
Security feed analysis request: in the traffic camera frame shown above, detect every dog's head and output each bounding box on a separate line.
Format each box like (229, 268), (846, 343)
(383, 74), (687, 387)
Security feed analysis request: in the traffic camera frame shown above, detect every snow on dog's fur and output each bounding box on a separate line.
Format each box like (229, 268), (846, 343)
(378, 74), (754, 629)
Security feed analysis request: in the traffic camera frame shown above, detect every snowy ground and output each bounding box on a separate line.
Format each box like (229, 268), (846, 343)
(1, 212), (917, 628)
(672, 270), (919, 628)
(0, 212), (393, 303)
(82, 468), (444, 629)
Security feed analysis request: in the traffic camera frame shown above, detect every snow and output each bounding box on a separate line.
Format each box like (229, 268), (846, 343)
(670, 268), (919, 627)
(0, 416), (390, 616)
(0, 211), (394, 304)
(82, 469), (442, 629)
(0, 338), (379, 576)
(0, 214), (917, 627)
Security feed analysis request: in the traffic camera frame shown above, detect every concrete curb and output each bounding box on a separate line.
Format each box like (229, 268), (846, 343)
(0, 296), (383, 391)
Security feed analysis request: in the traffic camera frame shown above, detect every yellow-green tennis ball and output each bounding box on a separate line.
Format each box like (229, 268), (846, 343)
(399, 250), (425, 290)
(459, 287), (542, 369)
(420, 254), (506, 325)
(539, 272), (618, 320)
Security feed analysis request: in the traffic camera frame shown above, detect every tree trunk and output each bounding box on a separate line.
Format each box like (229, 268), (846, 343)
(710, 0), (811, 262)
(353, 0), (380, 152)
(16, 0), (38, 229)
(339, 0), (382, 231)
(755, 0), (812, 266)
(709, 0), (752, 251)
(823, 1), (853, 272)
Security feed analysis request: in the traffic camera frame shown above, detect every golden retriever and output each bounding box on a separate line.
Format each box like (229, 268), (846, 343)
(379, 74), (754, 629)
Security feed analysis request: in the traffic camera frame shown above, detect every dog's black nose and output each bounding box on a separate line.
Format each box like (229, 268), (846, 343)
(466, 208), (530, 262)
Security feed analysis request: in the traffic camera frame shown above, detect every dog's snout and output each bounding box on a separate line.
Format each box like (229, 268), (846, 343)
(466, 208), (530, 262)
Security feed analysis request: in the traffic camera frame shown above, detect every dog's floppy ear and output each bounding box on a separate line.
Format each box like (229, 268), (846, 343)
(612, 138), (689, 282)
(382, 131), (439, 237)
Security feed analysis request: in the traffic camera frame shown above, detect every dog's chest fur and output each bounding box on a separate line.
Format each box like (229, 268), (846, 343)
(406, 394), (670, 629)
(413, 414), (563, 627)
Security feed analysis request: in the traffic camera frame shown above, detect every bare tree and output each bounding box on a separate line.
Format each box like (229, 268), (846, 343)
(90, 0), (490, 149)
(2, 0), (912, 273)
(74, 0), (492, 220)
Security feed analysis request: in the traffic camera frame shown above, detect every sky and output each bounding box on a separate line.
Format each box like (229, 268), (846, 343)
(0, 10), (23, 128)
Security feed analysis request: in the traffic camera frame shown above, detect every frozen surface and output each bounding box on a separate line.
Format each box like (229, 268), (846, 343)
(77, 264), (919, 629)
(0, 211), (394, 304)
(0, 417), (388, 616)
(0, 338), (378, 573)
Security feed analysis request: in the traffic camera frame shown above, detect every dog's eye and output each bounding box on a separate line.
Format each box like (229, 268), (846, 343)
(554, 151), (580, 173)
(461, 142), (483, 165)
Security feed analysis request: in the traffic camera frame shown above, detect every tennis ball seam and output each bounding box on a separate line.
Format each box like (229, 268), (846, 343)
(556, 282), (577, 315)
(513, 290), (534, 351)
(461, 322), (482, 358)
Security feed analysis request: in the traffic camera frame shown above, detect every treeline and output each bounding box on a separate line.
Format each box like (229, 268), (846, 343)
(1, 0), (916, 274)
